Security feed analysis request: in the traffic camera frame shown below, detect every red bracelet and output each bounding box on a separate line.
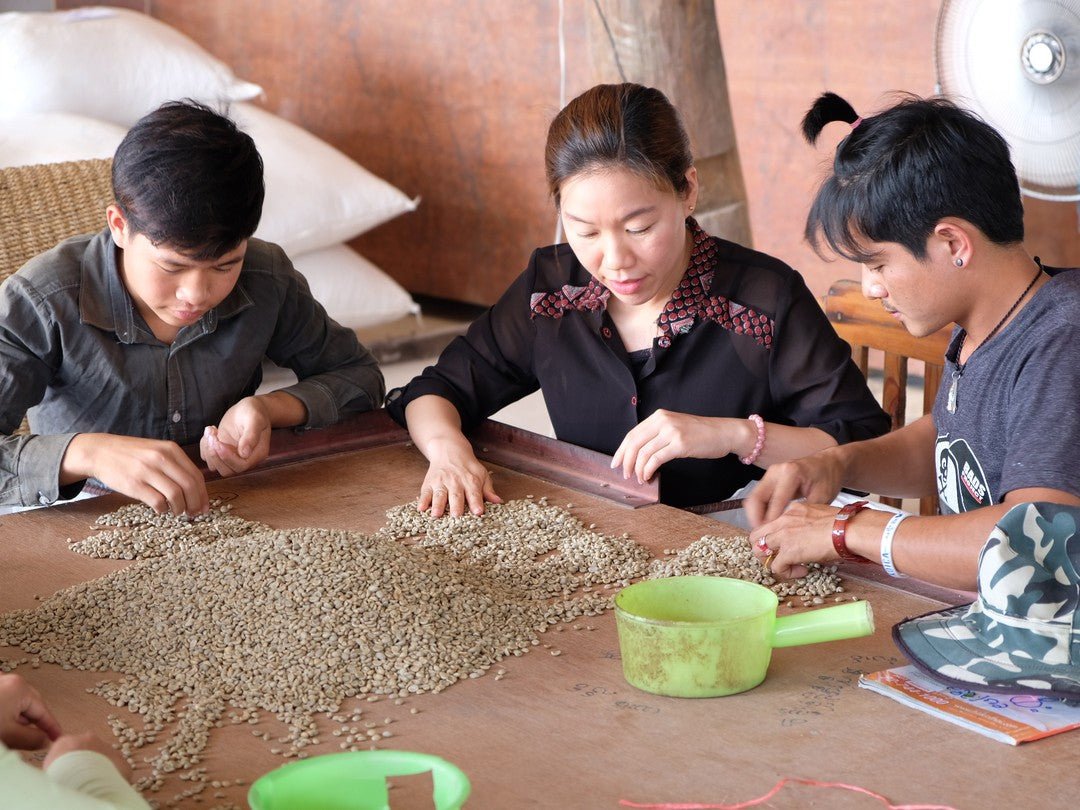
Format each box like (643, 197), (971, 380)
(831, 500), (872, 563)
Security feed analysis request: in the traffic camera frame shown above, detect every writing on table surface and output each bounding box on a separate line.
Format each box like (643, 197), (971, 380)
(571, 682), (662, 714)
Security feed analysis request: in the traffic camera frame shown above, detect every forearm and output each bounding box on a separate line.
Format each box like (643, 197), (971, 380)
(752, 423), (836, 467)
(841, 506), (1006, 590)
(58, 433), (104, 485)
(404, 395), (472, 459)
(253, 390), (309, 429)
(47, 750), (149, 810)
(0, 747), (148, 810)
(825, 414), (938, 498)
(275, 360), (384, 428)
(829, 485), (1080, 590)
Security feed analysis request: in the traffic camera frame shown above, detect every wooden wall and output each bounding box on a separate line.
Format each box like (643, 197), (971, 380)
(714, 0), (1080, 294)
(60, 0), (592, 305)
(57, 0), (1080, 302)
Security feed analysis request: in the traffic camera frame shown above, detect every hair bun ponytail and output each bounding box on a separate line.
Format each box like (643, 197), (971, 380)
(801, 92), (860, 145)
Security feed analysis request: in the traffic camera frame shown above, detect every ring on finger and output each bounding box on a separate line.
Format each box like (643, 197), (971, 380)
(763, 552), (776, 573)
(756, 535), (771, 554)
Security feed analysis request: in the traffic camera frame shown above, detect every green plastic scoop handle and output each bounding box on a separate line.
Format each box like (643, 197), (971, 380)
(771, 598), (875, 648)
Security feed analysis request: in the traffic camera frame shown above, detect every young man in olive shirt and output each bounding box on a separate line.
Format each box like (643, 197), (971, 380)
(0, 101), (384, 515)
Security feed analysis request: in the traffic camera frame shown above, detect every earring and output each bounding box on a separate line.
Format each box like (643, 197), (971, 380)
(954, 257), (964, 267)
(689, 204), (695, 213)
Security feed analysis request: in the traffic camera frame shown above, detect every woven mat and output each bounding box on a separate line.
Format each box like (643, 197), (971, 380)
(1, 159), (114, 435)
(0, 158), (114, 285)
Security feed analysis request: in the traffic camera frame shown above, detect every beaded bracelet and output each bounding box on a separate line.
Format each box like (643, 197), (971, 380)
(880, 513), (910, 578)
(831, 499), (872, 563)
(739, 414), (766, 465)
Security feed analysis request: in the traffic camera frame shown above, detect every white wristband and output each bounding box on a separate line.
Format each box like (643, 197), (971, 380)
(880, 513), (909, 578)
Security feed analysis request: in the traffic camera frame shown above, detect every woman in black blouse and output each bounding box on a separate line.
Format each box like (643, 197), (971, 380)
(387, 83), (888, 516)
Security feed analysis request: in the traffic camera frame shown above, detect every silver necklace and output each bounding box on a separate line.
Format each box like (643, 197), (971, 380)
(946, 261), (1043, 413)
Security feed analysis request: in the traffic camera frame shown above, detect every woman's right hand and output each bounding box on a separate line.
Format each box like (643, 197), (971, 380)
(419, 435), (502, 517)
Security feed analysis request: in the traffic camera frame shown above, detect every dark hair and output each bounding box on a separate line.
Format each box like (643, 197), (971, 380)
(545, 83), (693, 207)
(801, 91), (1024, 263)
(112, 100), (264, 260)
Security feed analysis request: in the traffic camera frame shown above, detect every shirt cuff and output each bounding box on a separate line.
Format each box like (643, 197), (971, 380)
(275, 380), (337, 429)
(17, 433), (79, 507)
(47, 750), (150, 809)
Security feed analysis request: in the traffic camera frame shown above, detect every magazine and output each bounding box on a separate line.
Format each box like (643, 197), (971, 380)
(859, 665), (1080, 745)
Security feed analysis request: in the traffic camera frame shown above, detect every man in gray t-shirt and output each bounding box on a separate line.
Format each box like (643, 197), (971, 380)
(742, 91), (1080, 593)
(933, 267), (1080, 516)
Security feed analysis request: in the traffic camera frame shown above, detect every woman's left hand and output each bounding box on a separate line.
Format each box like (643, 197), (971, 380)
(611, 410), (753, 484)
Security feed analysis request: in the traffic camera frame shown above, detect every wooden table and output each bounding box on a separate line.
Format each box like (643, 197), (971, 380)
(1, 414), (1073, 809)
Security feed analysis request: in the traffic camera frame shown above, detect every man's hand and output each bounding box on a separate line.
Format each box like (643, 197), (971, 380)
(744, 451), (847, 527)
(62, 433), (209, 515)
(200, 396), (274, 477)
(0, 674), (62, 751)
(747, 502), (848, 580)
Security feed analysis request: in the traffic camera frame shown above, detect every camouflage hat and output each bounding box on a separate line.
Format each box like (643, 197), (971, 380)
(893, 502), (1080, 697)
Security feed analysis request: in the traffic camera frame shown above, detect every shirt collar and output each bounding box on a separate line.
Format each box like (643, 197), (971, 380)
(529, 218), (774, 350)
(78, 228), (254, 345)
(78, 229), (135, 341)
(655, 218), (774, 350)
(530, 219), (715, 321)
(530, 278), (610, 319)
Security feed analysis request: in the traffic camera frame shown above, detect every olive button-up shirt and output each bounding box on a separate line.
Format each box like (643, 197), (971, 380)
(0, 229), (384, 506)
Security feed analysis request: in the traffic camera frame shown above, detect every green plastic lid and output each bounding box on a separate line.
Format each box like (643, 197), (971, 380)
(247, 749), (471, 810)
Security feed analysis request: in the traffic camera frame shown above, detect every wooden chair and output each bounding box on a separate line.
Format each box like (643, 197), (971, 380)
(822, 279), (952, 516)
(0, 158), (114, 435)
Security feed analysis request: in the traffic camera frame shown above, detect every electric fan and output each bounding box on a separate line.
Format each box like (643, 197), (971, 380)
(936, 0), (1080, 200)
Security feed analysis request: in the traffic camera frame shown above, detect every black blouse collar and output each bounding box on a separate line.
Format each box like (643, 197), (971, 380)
(531, 218), (775, 350)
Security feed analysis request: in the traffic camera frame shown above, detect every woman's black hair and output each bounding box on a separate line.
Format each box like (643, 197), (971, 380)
(112, 100), (264, 260)
(545, 83), (693, 207)
(801, 91), (1024, 263)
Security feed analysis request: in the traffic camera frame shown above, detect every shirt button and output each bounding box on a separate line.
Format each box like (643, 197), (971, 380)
(172, 411), (182, 423)
(602, 327), (612, 338)
(630, 395), (638, 406)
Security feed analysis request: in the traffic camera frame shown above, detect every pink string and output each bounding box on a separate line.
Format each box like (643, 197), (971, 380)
(620, 776), (958, 810)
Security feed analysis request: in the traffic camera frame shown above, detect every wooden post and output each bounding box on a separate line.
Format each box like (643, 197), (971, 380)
(582, 0), (752, 247)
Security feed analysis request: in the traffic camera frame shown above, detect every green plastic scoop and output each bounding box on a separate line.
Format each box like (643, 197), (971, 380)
(247, 750), (470, 810)
(615, 575), (875, 697)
